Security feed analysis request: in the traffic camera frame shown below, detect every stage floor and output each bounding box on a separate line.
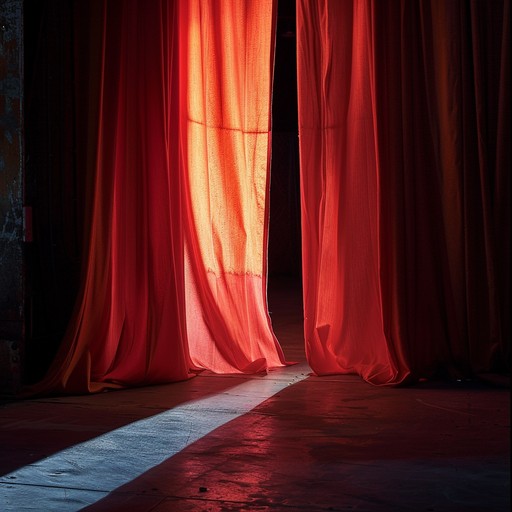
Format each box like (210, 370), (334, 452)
(1, 277), (509, 511)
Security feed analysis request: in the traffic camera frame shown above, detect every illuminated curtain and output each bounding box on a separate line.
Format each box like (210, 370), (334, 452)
(25, 0), (285, 396)
(180, 0), (286, 373)
(297, 0), (510, 384)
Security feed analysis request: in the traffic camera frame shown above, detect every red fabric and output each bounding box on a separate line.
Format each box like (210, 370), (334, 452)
(297, 0), (510, 384)
(180, 0), (287, 373)
(25, 0), (286, 396)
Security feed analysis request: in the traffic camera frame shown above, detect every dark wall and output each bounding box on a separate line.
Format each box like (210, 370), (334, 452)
(0, 0), (24, 394)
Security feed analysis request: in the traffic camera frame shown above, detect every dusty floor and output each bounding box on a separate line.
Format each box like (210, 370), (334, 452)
(0, 278), (510, 511)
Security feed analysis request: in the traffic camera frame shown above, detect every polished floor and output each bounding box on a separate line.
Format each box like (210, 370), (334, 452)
(0, 278), (510, 511)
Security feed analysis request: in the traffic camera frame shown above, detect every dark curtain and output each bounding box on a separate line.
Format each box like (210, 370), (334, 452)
(297, 0), (510, 384)
(23, 0), (104, 382)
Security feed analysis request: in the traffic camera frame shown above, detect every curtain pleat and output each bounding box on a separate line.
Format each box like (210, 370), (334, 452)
(297, 0), (510, 384)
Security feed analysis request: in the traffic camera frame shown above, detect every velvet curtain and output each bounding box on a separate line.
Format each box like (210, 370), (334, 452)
(297, 0), (510, 384)
(25, 0), (285, 395)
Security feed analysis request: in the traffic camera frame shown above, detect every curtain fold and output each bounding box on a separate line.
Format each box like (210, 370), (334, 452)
(297, 0), (510, 384)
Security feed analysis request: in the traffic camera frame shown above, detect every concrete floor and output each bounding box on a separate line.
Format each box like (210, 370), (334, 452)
(0, 278), (510, 511)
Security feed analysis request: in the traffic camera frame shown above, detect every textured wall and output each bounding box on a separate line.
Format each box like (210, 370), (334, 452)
(0, 0), (24, 394)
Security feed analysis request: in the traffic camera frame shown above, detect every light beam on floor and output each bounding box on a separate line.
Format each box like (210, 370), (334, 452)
(0, 364), (309, 511)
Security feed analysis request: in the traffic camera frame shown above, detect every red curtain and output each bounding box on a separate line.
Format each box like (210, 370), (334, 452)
(297, 0), (510, 384)
(25, 0), (285, 396)
(24, 0), (509, 395)
(180, 0), (287, 373)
